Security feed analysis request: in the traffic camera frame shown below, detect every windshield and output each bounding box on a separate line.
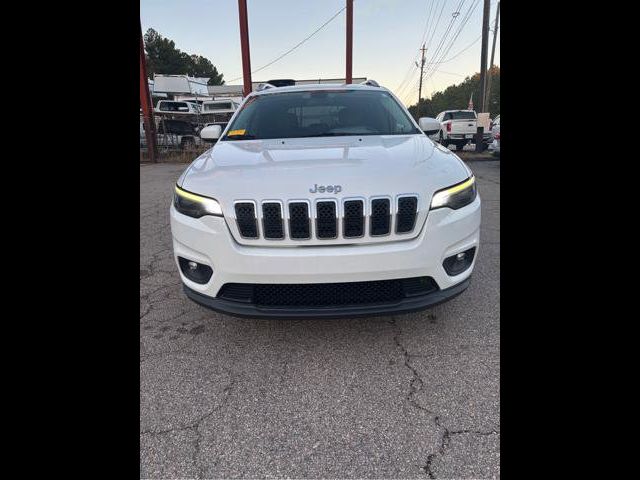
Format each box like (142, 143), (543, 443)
(221, 89), (420, 140)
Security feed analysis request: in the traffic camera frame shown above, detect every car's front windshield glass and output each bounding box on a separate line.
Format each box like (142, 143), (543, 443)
(221, 89), (420, 140)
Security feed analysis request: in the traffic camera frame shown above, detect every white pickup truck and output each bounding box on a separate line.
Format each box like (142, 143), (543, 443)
(428, 110), (491, 151)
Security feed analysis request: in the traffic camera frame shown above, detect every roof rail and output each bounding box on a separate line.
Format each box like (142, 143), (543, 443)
(360, 79), (380, 87)
(256, 83), (276, 92)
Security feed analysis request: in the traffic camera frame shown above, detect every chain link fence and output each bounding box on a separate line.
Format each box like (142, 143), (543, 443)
(140, 111), (232, 162)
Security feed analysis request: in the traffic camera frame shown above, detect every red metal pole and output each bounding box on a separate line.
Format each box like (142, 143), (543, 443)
(345, 0), (353, 84)
(140, 22), (157, 163)
(238, 0), (253, 97)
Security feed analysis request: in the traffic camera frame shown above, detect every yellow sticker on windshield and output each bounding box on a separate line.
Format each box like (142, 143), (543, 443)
(228, 129), (246, 136)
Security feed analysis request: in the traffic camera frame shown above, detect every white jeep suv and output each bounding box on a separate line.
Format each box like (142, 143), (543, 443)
(170, 82), (481, 318)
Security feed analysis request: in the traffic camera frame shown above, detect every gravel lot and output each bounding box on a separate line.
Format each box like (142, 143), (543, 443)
(140, 158), (500, 479)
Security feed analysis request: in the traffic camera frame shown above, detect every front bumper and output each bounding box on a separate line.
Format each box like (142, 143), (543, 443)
(170, 195), (481, 317)
(183, 277), (471, 319)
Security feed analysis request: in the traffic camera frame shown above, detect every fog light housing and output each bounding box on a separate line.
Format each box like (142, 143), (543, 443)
(178, 257), (213, 284)
(443, 247), (476, 276)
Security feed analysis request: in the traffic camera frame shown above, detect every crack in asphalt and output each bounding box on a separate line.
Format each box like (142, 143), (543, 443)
(392, 316), (499, 478)
(391, 316), (437, 416)
(141, 379), (237, 479)
(140, 248), (174, 282)
(423, 416), (499, 479)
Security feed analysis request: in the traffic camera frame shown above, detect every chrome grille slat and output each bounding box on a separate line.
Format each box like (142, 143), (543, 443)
(234, 195), (418, 241)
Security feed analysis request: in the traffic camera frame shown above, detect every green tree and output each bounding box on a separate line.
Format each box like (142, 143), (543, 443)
(407, 66), (499, 119)
(187, 55), (224, 85)
(143, 28), (225, 85)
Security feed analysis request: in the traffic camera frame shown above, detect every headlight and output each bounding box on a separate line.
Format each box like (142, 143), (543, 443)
(173, 185), (223, 218)
(430, 176), (477, 210)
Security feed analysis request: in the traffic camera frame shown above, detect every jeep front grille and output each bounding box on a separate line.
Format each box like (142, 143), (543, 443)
(234, 196), (419, 241)
(343, 200), (364, 238)
(235, 202), (258, 239)
(288, 202), (311, 239)
(370, 198), (391, 236)
(261, 202), (284, 239)
(316, 201), (338, 239)
(396, 197), (418, 233)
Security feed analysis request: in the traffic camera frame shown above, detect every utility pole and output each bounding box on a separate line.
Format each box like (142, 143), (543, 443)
(485, 1), (500, 114)
(346, 0), (353, 83)
(140, 22), (157, 163)
(416, 44), (426, 118)
(479, 0), (490, 113)
(238, 0), (252, 97)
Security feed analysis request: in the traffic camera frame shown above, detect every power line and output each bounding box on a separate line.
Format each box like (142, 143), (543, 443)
(426, 0), (448, 51)
(408, 7), (496, 106)
(226, 6), (346, 83)
(394, 0), (440, 94)
(423, 0), (467, 81)
(399, 0), (463, 105)
(425, 12), (497, 68)
(396, 67), (420, 100)
(424, 0), (477, 79)
(423, 0), (480, 82)
(433, 34), (481, 64)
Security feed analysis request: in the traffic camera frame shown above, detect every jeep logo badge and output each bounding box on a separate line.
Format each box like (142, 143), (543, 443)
(309, 184), (342, 194)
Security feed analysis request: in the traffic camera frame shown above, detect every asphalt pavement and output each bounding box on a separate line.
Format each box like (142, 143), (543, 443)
(140, 158), (500, 479)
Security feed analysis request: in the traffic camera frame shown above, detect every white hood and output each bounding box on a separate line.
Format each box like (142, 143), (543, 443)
(180, 134), (470, 246)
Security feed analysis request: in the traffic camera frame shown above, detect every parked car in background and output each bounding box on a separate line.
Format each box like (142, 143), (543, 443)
(155, 100), (201, 114)
(428, 110), (492, 151)
(489, 115), (500, 156)
(490, 115), (500, 138)
(490, 131), (500, 156)
(140, 119), (203, 150)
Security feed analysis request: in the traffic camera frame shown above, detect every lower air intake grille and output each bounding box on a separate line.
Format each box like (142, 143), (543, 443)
(235, 202), (258, 238)
(217, 277), (439, 308)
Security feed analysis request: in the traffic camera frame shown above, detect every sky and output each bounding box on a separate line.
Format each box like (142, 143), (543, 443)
(140, 0), (500, 106)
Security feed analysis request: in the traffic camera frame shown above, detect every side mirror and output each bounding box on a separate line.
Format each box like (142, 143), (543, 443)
(200, 124), (222, 142)
(419, 117), (441, 135)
